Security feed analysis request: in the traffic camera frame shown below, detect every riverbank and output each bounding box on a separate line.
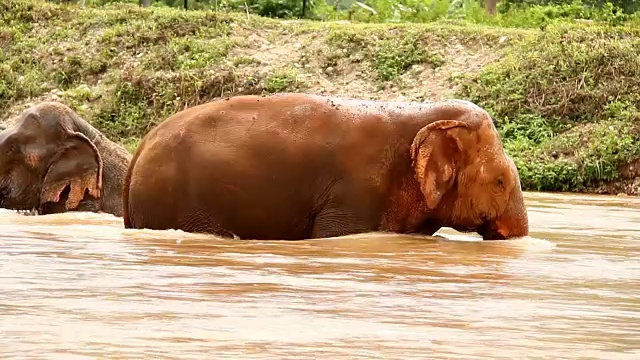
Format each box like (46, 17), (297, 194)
(2, 0), (639, 195)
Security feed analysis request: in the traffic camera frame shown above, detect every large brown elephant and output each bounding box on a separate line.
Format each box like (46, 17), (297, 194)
(0, 102), (132, 217)
(123, 93), (529, 240)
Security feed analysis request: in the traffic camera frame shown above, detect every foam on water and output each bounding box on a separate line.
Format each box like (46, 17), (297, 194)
(0, 208), (556, 252)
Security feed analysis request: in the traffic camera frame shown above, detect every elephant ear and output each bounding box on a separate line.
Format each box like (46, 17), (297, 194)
(40, 132), (103, 211)
(410, 120), (469, 210)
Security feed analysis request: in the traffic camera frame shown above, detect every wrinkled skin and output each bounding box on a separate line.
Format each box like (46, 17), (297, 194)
(124, 93), (529, 240)
(0, 102), (132, 217)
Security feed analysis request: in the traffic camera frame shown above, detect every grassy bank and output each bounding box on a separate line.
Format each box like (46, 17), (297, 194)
(1, 0), (639, 195)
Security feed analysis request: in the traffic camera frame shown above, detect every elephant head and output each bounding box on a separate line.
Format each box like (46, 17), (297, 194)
(410, 115), (528, 240)
(0, 102), (103, 214)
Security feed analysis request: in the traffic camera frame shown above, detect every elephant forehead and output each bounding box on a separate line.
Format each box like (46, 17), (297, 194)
(468, 149), (512, 181)
(14, 120), (66, 147)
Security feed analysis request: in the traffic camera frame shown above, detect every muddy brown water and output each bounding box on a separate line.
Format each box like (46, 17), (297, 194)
(1, 192), (639, 359)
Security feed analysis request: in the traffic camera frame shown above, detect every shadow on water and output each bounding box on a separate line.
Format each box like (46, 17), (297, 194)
(0, 191), (638, 359)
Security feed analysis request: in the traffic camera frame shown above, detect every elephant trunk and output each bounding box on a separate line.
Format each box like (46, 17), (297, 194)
(480, 188), (529, 240)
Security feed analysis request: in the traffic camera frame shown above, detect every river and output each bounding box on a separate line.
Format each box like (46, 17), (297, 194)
(1, 192), (639, 359)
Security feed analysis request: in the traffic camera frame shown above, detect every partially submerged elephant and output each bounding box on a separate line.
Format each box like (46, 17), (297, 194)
(123, 93), (529, 240)
(0, 102), (132, 217)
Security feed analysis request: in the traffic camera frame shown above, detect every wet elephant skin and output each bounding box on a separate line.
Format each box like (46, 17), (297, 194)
(0, 102), (131, 217)
(123, 93), (529, 240)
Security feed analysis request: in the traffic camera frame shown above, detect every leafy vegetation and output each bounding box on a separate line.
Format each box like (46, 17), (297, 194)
(325, 28), (445, 82)
(2, 0), (640, 194)
(65, 0), (640, 28)
(265, 68), (302, 93)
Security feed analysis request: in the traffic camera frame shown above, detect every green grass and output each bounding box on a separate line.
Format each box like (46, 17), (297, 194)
(2, 0), (640, 194)
(265, 68), (302, 93)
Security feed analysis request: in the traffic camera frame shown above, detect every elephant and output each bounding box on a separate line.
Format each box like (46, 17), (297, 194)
(123, 93), (529, 240)
(0, 101), (132, 217)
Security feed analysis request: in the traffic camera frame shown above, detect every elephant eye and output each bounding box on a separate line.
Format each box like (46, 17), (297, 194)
(496, 178), (505, 190)
(8, 142), (20, 155)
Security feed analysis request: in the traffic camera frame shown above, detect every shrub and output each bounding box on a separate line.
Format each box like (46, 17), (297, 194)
(325, 26), (450, 82)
